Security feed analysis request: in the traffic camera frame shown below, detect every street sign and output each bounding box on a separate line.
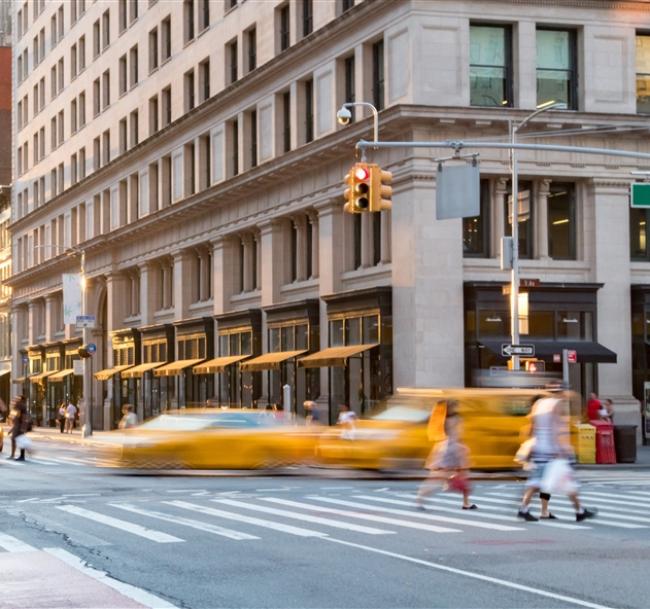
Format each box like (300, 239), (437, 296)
(520, 278), (540, 288)
(631, 182), (650, 208)
(566, 349), (577, 364)
(73, 360), (84, 375)
(501, 343), (535, 357)
(86, 343), (97, 354)
(76, 314), (96, 328)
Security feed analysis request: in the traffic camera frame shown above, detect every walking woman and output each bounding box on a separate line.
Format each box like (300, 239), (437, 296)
(7, 395), (28, 461)
(416, 400), (477, 510)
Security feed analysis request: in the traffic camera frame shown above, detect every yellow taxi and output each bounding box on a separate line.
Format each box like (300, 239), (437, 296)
(107, 409), (321, 470)
(316, 387), (580, 470)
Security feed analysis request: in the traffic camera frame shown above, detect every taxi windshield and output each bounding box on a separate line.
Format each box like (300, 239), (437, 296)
(137, 415), (215, 431)
(371, 405), (430, 423)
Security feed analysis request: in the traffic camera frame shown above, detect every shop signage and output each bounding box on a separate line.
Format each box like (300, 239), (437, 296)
(631, 182), (650, 208)
(566, 349), (577, 364)
(76, 315), (96, 329)
(73, 360), (84, 375)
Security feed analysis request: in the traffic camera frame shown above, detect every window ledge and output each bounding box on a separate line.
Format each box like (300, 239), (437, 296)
(124, 314), (141, 325)
(280, 278), (319, 294)
(342, 262), (391, 281)
(153, 308), (174, 319)
(189, 299), (213, 311)
(230, 289), (260, 304)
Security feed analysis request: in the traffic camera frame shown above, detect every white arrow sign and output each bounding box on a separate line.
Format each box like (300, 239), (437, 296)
(501, 344), (535, 357)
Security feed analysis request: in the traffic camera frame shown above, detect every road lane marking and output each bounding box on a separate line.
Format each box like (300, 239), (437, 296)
(321, 537), (616, 609)
(167, 500), (328, 537)
(44, 548), (179, 609)
(394, 493), (589, 530)
(483, 493), (646, 529)
(213, 498), (394, 535)
(110, 503), (259, 540)
(577, 491), (650, 508)
(0, 532), (37, 552)
(308, 496), (523, 532)
(261, 497), (460, 533)
(56, 505), (184, 543)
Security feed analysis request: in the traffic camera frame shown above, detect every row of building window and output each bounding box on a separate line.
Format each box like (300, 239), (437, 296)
(471, 25), (650, 112)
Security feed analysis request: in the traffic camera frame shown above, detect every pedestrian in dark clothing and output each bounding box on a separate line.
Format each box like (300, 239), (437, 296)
(57, 403), (66, 433)
(8, 396), (28, 461)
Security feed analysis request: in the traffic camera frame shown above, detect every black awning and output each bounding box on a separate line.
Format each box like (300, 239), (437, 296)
(478, 340), (617, 364)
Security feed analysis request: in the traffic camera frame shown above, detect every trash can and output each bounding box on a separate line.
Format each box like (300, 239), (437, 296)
(613, 425), (637, 463)
(573, 423), (596, 464)
(590, 420), (616, 464)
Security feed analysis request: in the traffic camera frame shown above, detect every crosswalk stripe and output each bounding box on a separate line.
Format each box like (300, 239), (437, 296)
(56, 505), (184, 543)
(308, 496), (523, 532)
(212, 498), (394, 535)
(109, 503), (260, 541)
(0, 532), (37, 552)
(262, 497), (460, 533)
(167, 500), (328, 537)
(626, 490), (650, 498)
(484, 493), (647, 528)
(392, 493), (590, 530)
(578, 491), (650, 508)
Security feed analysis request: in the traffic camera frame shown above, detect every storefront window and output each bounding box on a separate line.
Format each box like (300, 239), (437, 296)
(536, 28), (577, 109)
(636, 34), (650, 114)
(240, 331), (252, 355)
(229, 333), (240, 355)
(548, 183), (576, 260)
(363, 315), (380, 343)
(556, 310), (593, 340)
(281, 326), (294, 350)
(330, 319), (344, 346)
(630, 207), (650, 260)
(295, 324), (308, 350)
(528, 310), (554, 338)
(469, 24), (512, 107)
(269, 327), (281, 352)
(504, 181), (533, 259)
(463, 179), (490, 257)
(345, 317), (362, 345)
(477, 309), (509, 337)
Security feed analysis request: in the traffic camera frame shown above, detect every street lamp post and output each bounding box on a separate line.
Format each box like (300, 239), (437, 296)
(509, 101), (566, 371)
(337, 102), (380, 153)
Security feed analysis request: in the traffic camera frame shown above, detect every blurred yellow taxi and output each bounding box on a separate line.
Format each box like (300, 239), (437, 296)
(316, 387), (580, 470)
(109, 409), (321, 470)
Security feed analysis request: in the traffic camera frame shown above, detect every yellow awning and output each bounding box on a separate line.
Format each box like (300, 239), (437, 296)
(298, 344), (378, 368)
(193, 355), (250, 375)
(94, 364), (133, 381)
(122, 362), (165, 379)
(154, 359), (204, 377)
(240, 350), (307, 372)
(29, 370), (58, 383)
(48, 368), (75, 382)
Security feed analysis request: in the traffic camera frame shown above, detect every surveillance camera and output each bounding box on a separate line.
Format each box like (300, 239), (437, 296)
(336, 107), (352, 126)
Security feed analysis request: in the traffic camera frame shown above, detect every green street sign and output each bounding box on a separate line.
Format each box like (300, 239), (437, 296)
(631, 182), (650, 208)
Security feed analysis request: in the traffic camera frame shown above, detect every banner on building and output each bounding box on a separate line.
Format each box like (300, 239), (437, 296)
(62, 273), (82, 325)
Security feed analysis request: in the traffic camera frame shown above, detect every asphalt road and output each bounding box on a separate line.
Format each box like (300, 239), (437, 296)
(1, 439), (649, 609)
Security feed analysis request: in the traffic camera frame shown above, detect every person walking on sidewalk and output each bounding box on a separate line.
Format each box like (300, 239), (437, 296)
(7, 395), (29, 461)
(57, 403), (66, 433)
(517, 388), (597, 523)
(64, 401), (77, 434)
(118, 404), (138, 429)
(416, 401), (477, 511)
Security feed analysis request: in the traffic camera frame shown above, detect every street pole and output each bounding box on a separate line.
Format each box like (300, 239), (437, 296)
(510, 119), (520, 371)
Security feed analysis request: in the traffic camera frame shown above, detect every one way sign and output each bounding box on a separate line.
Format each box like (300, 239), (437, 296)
(501, 344), (535, 357)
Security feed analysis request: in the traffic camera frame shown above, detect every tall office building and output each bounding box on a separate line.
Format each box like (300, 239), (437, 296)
(9, 0), (650, 437)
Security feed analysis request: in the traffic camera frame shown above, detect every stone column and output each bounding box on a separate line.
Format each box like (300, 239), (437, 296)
(44, 295), (56, 342)
(241, 233), (255, 293)
(294, 215), (308, 281)
(392, 172), (464, 387)
(493, 178), (508, 259)
(255, 233), (262, 289)
(316, 200), (345, 407)
(10, 306), (24, 398)
(589, 180), (637, 421)
(307, 211), (319, 279)
(27, 301), (38, 346)
(211, 237), (230, 316)
(536, 179), (551, 260)
(200, 249), (211, 301)
(259, 220), (283, 307)
(173, 251), (191, 320)
(139, 262), (156, 325)
(380, 210), (391, 264)
(360, 213), (373, 268)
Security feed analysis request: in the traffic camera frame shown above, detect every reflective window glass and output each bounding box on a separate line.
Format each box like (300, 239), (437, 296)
(470, 25), (511, 107)
(547, 183), (576, 260)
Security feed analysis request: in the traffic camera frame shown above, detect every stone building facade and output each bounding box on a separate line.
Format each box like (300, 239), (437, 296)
(9, 0), (650, 435)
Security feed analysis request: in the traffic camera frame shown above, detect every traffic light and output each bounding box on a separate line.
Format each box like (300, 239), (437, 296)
(525, 359), (545, 373)
(343, 163), (393, 213)
(344, 162), (372, 213)
(370, 166), (392, 212)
